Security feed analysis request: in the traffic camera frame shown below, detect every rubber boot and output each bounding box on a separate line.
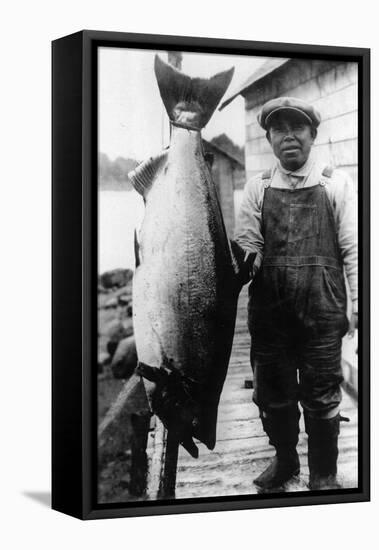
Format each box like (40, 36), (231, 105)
(304, 413), (342, 490)
(254, 406), (300, 489)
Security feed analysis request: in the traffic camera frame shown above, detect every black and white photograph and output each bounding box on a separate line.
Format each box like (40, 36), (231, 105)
(97, 46), (360, 504)
(3, 0), (378, 542)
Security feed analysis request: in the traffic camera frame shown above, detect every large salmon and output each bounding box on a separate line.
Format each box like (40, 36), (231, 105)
(130, 55), (246, 458)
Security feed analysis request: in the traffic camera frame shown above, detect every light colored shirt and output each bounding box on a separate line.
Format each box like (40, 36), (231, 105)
(234, 156), (358, 313)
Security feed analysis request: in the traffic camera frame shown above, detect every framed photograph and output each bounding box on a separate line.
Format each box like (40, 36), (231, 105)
(52, 30), (370, 519)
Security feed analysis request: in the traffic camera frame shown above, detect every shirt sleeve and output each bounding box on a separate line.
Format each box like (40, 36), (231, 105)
(331, 170), (358, 313)
(234, 175), (265, 277)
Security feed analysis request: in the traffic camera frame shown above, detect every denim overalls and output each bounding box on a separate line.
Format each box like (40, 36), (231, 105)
(249, 168), (349, 418)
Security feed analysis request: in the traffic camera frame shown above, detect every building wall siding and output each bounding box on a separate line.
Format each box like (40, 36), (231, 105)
(212, 155), (236, 236)
(244, 60), (358, 192)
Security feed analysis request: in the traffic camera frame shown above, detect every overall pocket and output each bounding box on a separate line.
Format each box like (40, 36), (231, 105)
(288, 204), (319, 243)
(322, 267), (347, 310)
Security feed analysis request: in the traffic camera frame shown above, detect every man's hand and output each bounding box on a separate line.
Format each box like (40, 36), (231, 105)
(229, 240), (256, 286)
(347, 312), (358, 338)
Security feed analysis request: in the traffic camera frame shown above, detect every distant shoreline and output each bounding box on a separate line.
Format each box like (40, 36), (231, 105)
(99, 183), (134, 192)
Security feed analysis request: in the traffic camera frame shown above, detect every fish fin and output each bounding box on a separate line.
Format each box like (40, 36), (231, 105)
(181, 437), (199, 458)
(229, 239), (257, 282)
(137, 362), (202, 457)
(193, 412), (217, 451)
(134, 229), (140, 268)
(154, 55), (234, 129)
(128, 149), (168, 197)
(228, 238), (243, 277)
(135, 361), (164, 383)
(229, 240), (257, 284)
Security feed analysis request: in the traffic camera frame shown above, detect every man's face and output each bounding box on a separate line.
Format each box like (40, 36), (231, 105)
(267, 111), (316, 171)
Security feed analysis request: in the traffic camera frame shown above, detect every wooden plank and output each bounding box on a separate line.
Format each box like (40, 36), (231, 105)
(217, 402), (258, 422)
(146, 417), (166, 500)
(316, 110), (358, 144)
(177, 445), (358, 482)
(159, 430), (180, 498)
(246, 84), (357, 143)
(178, 427), (357, 470)
(313, 138), (358, 167)
(246, 109), (358, 160)
(289, 62), (357, 104)
(313, 83), (358, 121)
(246, 121), (267, 141)
(214, 419), (261, 441)
(176, 285), (358, 499)
(245, 138), (358, 171)
(176, 424), (358, 497)
(245, 59), (339, 110)
(176, 456), (358, 499)
(146, 417), (179, 499)
(246, 135), (272, 156)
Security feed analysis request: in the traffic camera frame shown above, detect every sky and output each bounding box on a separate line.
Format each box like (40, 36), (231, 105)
(98, 47), (269, 161)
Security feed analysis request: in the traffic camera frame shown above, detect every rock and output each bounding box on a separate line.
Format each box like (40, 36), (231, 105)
(123, 322), (134, 339)
(100, 268), (133, 290)
(101, 319), (134, 360)
(111, 335), (138, 379)
(98, 351), (111, 373)
(99, 351), (111, 366)
(107, 341), (119, 360)
(117, 294), (130, 306)
(103, 319), (129, 341)
(104, 297), (118, 309)
(114, 285), (133, 299)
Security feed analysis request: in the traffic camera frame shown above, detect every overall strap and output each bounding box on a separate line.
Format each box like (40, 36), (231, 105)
(261, 169), (273, 189)
(261, 169), (274, 236)
(319, 165), (334, 187)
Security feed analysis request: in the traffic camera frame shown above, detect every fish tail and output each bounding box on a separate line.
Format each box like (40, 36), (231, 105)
(154, 55), (234, 129)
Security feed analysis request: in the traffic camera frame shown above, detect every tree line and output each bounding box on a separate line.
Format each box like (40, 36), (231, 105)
(99, 135), (244, 191)
(99, 153), (139, 191)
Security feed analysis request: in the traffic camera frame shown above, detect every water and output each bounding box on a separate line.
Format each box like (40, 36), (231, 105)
(98, 190), (144, 273)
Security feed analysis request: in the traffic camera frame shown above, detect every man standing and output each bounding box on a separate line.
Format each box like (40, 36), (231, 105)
(234, 97), (358, 490)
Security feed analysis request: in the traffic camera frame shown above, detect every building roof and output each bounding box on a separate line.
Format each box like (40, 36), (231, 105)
(219, 58), (289, 111)
(203, 139), (244, 168)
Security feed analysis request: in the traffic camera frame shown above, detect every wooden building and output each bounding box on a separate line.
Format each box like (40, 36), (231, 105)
(221, 58), (358, 191)
(203, 139), (245, 236)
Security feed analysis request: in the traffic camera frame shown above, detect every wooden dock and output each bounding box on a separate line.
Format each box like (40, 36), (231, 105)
(175, 286), (358, 498)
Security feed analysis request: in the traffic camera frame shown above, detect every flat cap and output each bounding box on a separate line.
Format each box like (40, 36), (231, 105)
(257, 97), (321, 130)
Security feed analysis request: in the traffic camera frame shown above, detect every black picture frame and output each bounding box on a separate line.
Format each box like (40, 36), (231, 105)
(52, 30), (370, 520)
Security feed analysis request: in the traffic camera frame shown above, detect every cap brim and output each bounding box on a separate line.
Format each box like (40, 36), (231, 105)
(265, 106), (314, 128)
